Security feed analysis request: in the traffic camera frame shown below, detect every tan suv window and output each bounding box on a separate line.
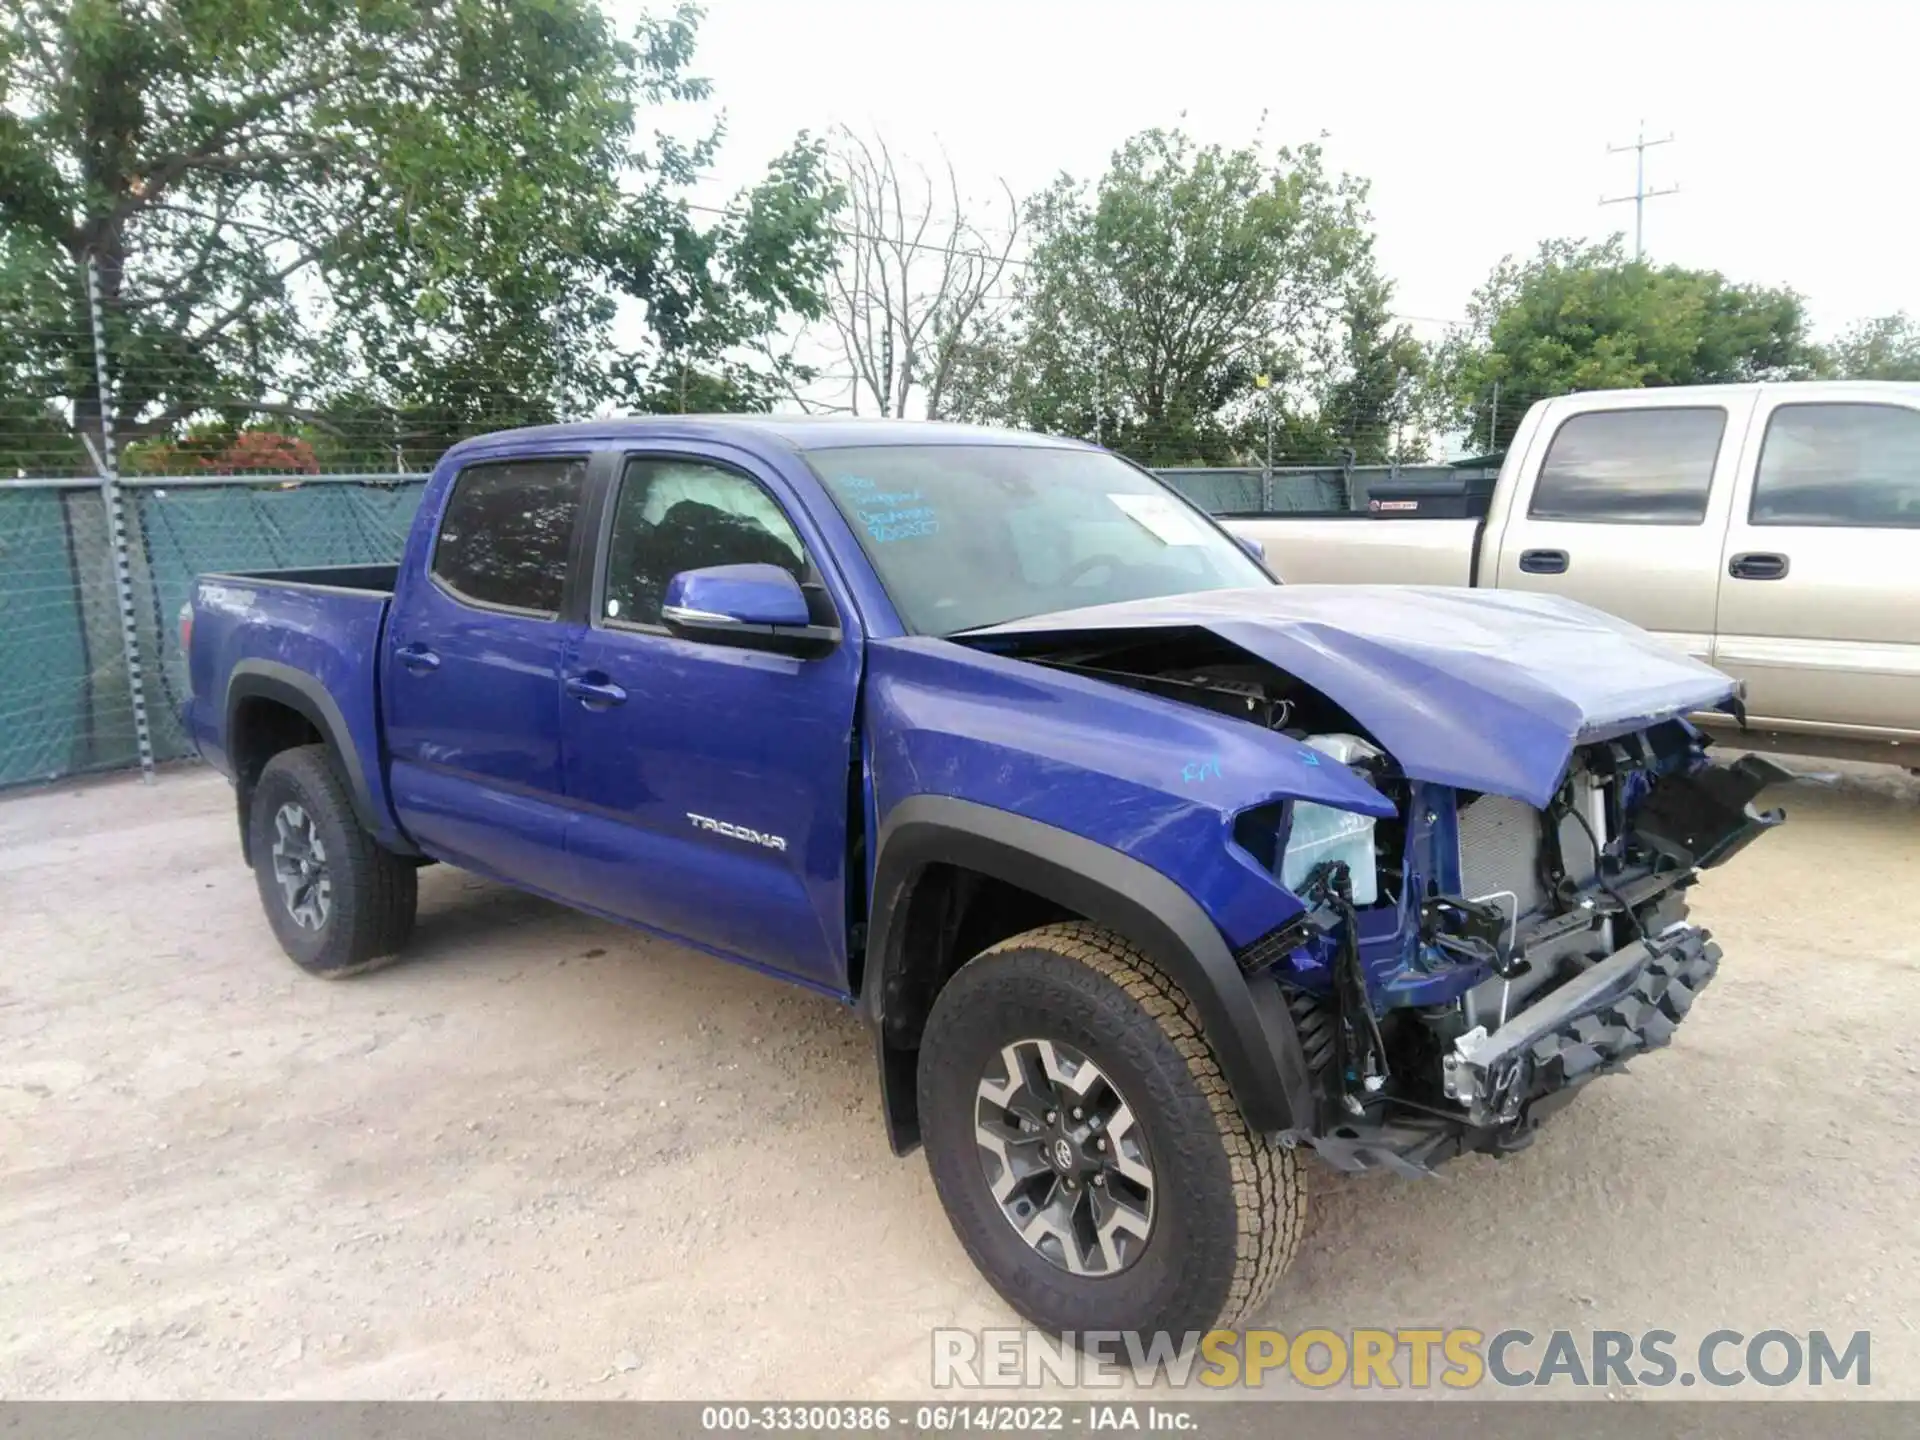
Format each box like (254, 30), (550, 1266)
(1753, 403), (1920, 529)
(1530, 408), (1725, 524)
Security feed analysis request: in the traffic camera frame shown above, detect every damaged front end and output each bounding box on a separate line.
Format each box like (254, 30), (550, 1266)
(966, 602), (1787, 1178)
(1238, 732), (1788, 1177)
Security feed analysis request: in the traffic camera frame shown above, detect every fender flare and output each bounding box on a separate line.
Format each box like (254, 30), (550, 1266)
(864, 794), (1313, 1152)
(225, 660), (386, 848)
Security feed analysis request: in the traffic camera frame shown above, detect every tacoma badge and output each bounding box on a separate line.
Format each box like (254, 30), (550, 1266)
(686, 812), (787, 852)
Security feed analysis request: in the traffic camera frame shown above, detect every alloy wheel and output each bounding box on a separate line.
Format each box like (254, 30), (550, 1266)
(973, 1037), (1156, 1276)
(270, 801), (331, 931)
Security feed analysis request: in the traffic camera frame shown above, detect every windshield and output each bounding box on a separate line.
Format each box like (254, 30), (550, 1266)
(807, 444), (1272, 635)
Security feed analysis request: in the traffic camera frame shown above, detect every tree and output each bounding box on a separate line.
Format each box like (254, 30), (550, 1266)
(1292, 272), (1427, 463)
(804, 128), (1018, 418)
(1434, 237), (1821, 452)
(944, 128), (1382, 468)
(1829, 313), (1920, 381)
(0, 0), (841, 474)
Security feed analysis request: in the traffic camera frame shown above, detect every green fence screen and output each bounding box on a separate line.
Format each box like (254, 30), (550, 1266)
(0, 478), (424, 788)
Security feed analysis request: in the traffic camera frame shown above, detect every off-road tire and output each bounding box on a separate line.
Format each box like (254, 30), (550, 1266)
(249, 744), (416, 978)
(917, 922), (1305, 1335)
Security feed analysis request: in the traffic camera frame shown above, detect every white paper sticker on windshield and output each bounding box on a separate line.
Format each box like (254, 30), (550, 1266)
(1108, 492), (1211, 545)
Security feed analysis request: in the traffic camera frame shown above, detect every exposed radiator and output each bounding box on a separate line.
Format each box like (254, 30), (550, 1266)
(1457, 793), (1600, 927)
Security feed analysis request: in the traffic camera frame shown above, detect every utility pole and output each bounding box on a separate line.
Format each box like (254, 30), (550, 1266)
(84, 252), (156, 784)
(1255, 371), (1274, 513)
(1601, 121), (1678, 260)
(1092, 348), (1103, 448)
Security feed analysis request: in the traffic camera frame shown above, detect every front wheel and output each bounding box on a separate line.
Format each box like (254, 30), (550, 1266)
(917, 923), (1305, 1336)
(249, 745), (417, 978)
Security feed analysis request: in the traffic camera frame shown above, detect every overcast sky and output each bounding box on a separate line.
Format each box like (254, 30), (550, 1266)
(650, 0), (1919, 346)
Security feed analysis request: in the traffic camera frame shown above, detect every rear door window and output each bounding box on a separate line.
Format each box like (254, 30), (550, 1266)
(431, 457), (587, 615)
(1529, 408), (1726, 524)
(1752, 403), (1920, 528)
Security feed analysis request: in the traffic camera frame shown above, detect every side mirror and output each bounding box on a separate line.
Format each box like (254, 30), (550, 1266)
(1232, 532), (1264, 563)
(661, 563), (838, 656)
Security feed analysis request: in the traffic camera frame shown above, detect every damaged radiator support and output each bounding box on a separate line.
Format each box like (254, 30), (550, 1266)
(1443, 923), (1723, 1129)
(1303, 922), (1723, 1178)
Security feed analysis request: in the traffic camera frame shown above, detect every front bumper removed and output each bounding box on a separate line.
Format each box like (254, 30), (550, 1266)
(1441, 923), (1721, 1128)
(1305, 923), (1721, 1178)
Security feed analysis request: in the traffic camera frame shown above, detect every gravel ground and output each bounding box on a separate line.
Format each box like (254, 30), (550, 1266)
(0, 760), (1915, 1400)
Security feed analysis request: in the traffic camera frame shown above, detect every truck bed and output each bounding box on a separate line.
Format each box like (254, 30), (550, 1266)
(207, 563), (400, 594)
(1225, 516), (1483, 586)
(184, 564), (403, 850)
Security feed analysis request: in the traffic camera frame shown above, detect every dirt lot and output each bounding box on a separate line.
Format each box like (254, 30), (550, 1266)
(0, 761), (1916, 1399)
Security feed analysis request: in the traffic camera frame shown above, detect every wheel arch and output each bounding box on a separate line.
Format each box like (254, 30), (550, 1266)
(225, 661), (387, 864)
(864, 795), (1313, 1154)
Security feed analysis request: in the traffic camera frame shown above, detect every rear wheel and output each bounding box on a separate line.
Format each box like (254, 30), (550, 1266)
(249, 745), (416, 977)
(917, 922), (1304, 1335)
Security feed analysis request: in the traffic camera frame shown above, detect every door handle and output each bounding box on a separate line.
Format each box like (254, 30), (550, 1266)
(565, 673), (628, 708)
(396, 643), (440, 673)
(1518, 548), (1570, 575)
(1729, 551), (1790, 581)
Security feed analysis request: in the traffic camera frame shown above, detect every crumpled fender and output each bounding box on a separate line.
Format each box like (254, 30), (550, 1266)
(864, 636), (1389, 949)
(863, 637), (1367, 1141)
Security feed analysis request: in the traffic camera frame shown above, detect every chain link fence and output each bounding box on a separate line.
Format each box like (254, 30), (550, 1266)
(0, 474), (424, 789)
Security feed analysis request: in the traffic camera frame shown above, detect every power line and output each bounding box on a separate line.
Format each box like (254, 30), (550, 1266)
(1601, 121), (1678, 260)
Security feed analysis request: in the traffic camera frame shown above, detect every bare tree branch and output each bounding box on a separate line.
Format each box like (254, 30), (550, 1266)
(752, 333), (850, 415)
(811, 126), (1021, 419)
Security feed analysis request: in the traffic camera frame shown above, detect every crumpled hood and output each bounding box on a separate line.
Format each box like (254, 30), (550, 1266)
(967, 585), (1737, 808)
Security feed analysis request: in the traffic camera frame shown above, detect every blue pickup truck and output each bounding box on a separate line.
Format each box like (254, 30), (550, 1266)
(183, 417), (1784, 1336)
